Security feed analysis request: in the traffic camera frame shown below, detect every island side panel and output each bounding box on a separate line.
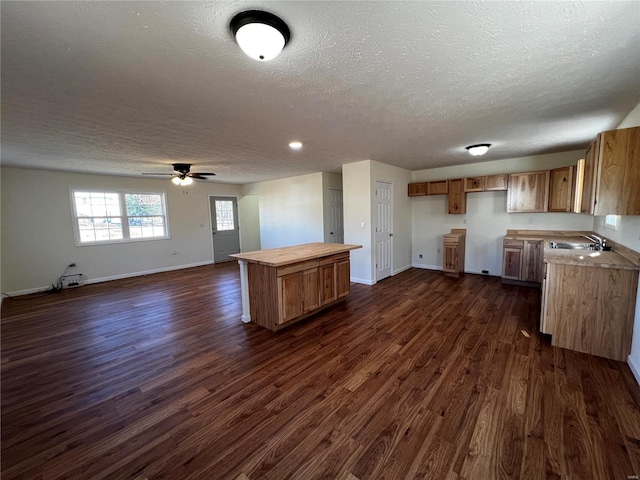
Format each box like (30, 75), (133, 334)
(248, 262), (279, 330)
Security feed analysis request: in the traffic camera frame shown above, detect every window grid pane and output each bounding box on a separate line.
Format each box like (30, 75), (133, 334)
(215, 200), (235, 231)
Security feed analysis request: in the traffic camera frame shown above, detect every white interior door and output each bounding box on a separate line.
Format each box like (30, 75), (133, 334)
(210, 196), (241, 262)
(375, 181), (393, 281)
(328, 188), (344, 244)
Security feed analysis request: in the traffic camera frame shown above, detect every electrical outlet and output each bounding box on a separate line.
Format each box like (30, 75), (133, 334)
(419, 254), (423, 259)
(68, 263), (76, 268)
(172, 250), (178, 255)
(437, 248), (441, 254)
(61, 274), (82, 288)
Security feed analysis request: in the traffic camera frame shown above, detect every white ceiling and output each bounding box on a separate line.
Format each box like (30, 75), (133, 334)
(2, 1), (639, 184)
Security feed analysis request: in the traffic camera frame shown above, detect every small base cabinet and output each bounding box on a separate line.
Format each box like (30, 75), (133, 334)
(502, 237), (544, 285)
(443, 229), (466, 277)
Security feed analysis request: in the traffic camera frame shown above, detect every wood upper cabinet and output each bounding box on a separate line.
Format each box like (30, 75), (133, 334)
(548, 166), (575, 212)
(408, 182), (428, 196)
(448, 179), (466, 214)
(507, 171), (550, 212)
(443, 230), (465, 277)
(428, 180), (449, 195)
(464, 177), (485, 192)
(485, 174), (508, 191)
(581, 126), (640, 215)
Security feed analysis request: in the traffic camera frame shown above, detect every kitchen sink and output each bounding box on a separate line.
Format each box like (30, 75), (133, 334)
(549, 241), (599, 250)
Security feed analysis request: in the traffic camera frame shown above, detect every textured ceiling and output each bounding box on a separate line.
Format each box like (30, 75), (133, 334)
(2, 1), (639, 184)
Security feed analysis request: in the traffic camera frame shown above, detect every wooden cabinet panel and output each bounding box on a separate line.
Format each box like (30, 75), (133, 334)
(319, 262), (337, 306)
(507, 171), (550, 212)
(502, 247), (523, 280)
(302, 268), (320, 312)
(278, 273), (303, 323)
(581, 136), (599, 214)
(408, 182), (428, 196)
(540, 263), (550, 334)
(485, 174), (508, 191)
(443, 232), (465, 277)
(542, 263), (638, 361)
(336, 259), (350, 298)
(428, 180), (449, 195)
(548, 166), (575, 212)
(464, 177), (485, 192)
(521, 240), (544, 283)
(448, 179), (466, 214)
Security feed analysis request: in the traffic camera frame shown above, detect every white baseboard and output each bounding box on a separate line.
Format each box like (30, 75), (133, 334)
(392, 264), (412, 276)
(628, 354), (640, 387)
(351, 277), (376, 286)
(4, 261), (215, 297)
(411, 263), (443, 271)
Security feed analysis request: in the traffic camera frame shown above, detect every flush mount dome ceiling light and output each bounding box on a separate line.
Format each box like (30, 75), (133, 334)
(466, 144), (492, 156)
(231, 10), (290, 61)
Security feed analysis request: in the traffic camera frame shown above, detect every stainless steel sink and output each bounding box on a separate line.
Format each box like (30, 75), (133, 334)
(549, 241), (599, 250)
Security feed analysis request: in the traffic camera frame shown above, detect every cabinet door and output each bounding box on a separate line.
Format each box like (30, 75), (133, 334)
(278, 273), (303, 324)
(502, 247), (523, 280)
(320, 262), (337, 305)
(548, 166), (575, 212)
(302, 268), (320, 312)
(408, 182), (427, 196)
(507, 171), (550, 212)
(581, 135), (600, 214)
(448, 179), (466, 214)
(540, 263), (551, 334)
(443, 243), (458, 273)
(336, 259), (350, 298)
(464, 177), (485, 192)
(522, 240), (544, 283)
(428, 180), (449, 195)
(485, 174), (508, 191)
(594, 127), (640, 215)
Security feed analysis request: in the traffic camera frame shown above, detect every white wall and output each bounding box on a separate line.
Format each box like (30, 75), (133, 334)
(411, 150), (594, 274)
(243, 172), (325, 249)
(238, 194), (261, 253)
(600, 102), (640, 382)
(1, 167), (247, 294)
(343, 160), (412, 285)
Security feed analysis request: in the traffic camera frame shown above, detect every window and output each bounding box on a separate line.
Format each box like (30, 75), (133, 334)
(605, 215), (619, 231)
(71, 190), (169, 245)
(215, 200), (235, 231)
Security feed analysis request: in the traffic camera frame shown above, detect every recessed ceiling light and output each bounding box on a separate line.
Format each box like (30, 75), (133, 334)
(230, 10), (291, 61)
(466, 144), (491, 156)
(289, 141), (303, 150)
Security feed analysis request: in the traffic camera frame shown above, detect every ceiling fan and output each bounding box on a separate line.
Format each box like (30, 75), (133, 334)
(142, 163), (216, 185)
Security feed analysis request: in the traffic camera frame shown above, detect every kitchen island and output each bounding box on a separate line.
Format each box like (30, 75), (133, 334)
(230, 243), (362, 331)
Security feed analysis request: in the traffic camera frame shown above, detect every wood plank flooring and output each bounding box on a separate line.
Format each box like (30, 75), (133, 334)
(2, 263), (640, 479)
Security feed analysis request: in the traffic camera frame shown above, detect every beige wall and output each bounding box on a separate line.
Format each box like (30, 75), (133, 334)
(1, 168), (248, 293)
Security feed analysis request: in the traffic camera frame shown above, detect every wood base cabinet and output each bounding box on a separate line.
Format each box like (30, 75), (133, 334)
(443, 230), (466, 277)
(541, 262), (638, 361)
(502, 238), (544, 285)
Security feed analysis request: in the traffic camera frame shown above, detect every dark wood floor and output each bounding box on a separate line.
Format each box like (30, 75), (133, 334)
(2, 263), (640, 480)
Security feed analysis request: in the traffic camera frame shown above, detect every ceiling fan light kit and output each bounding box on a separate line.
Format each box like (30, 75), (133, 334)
(466, 144), (491, 156)
(142, 163), (216, 186)
(230, 10), (290, 61)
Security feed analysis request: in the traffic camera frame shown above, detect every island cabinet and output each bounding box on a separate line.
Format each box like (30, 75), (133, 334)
(581, 126), (640, 215)
(231, 243), (361, 331)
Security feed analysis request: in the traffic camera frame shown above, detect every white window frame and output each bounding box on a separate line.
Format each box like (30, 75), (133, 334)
(70, 188), (170, 246)
(605, 214), (619, 231)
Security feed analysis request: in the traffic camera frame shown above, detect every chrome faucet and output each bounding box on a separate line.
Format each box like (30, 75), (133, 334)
(583, 234), (605, 250)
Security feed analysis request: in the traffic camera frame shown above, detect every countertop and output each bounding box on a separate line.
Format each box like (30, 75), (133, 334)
(230, 242), (362, 267)
(504, 234), (639, 271)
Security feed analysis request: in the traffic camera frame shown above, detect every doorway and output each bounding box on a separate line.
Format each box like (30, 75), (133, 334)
(375, 181), (393, 281)
(209, 196), (241, 262)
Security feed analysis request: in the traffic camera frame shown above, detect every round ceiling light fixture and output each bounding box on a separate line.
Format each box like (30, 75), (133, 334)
(171, 175), (193, 186)
(289, 141), (303, 150)
(466, 144), (491, 156)
(231, 10), (290, 61)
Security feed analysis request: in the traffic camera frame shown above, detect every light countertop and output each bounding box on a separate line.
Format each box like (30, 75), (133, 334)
(230, 242), (362, 267)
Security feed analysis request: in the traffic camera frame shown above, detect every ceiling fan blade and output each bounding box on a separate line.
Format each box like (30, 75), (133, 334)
(189, 173), (216, 178)
(142, 173), (173, 176)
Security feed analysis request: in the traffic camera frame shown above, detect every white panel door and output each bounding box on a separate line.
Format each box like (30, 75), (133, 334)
(210, 196), (241, 262)
(327, 188), (344, 244)
(375, 181), (392, 281)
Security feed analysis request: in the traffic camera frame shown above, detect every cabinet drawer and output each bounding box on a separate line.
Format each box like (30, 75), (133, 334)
(319, 253), (349, 265)
(503, 238), (524, 248)
(277, 259), (319, 277)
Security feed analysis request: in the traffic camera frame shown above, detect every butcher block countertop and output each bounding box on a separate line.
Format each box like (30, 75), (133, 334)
(504, 230), (639, 271)
(230, 242), (362, 267)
